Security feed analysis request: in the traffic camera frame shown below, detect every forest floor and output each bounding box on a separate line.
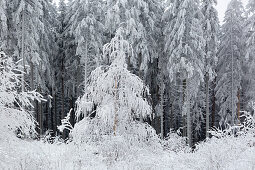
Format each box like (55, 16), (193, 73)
(0, 133), (254, 170)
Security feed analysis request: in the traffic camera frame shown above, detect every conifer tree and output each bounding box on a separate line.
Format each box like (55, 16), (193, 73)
(71, 0), (104, 92)
(216, 0), (245, 127)
(0, 51), (42, 139)
(5, 0), (59, 135)
(104, 0), (162, 76)
(66, 0), (105, 121)
(163, 0), (205, 146)
(72, 28), (154, 144)
(104, 0), (163, 134)
(55, 0), (69, 136)
(243, 0), (255, 112)
(201, 0), (219, 137)
(0, 0), (7, 49)
(41, 0), (59, 132)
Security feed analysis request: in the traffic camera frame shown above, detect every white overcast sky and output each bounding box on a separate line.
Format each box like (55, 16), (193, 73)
(216, 0), (248, 23)
(53, 0), (248, 23)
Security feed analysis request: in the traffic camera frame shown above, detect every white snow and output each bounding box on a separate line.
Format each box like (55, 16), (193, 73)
(0, 132), (254, 170)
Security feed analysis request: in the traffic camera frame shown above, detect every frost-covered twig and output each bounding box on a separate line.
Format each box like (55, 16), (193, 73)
(58, 109), (74, 133)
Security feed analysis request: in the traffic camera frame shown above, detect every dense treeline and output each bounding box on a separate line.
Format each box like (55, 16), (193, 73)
(0, 0), (254, 147)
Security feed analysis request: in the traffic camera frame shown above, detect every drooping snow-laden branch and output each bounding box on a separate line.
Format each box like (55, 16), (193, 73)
(0, 51), (43, 138)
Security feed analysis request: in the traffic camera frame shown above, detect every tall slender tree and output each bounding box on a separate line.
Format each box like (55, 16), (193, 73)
(216, 0), (245, 127)
(201, 0), (219, 137)
(5, 0), (58, 135)
(163, 0), (205, 146)
(67, 0), (105, 120)
(55, 0), (69, 137)
(40, 0), (59, 132)
(0, 0), (7, 49)
(243, 0), (255, 112)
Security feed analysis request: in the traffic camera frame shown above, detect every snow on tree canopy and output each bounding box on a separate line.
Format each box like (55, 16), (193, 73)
(163, 0), (205, 87)
(71, 28), (154, 144)
(0, 51), (42, 139)
(0, 0), (7, 50)
(216, 0), (244, 126)
(105, 0), (162, 74)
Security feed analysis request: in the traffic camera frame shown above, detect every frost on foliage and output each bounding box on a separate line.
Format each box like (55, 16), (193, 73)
(161, 130), (189, 152)
(163, 0), (205, 88)
(4, 0), (58, 93)
(71, 0), (104, 87)
(209, 111), (255, 138)
(244, 0), (255, 107)
(0, 0), (7, 49)
(105, 0), (162, 74)
(58, 109), (74, 133)
(245, 0), (255, 62)
(201, 0), (219, 78)
(0, 51), (42, 139)
(71, 28), (156, 147)
(240, 111), (255, 135)
(216, 0), (244, 126)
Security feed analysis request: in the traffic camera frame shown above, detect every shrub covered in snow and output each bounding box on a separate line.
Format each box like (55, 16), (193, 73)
(209, 111), (255, 139)
(161, 130), (189, 152)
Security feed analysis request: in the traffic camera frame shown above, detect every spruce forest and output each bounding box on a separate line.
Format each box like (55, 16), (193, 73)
(0, 0), (254, 169)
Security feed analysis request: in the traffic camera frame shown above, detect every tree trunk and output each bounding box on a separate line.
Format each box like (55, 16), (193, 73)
(61, 58), (65, 138)
(113, 76), (118, 136)
(160, 73), (164, 139)
(237, 89), (240, 124)
(186, 79), (192, 147)
(230, 16), (235, 126)
(39, 95), (43, 136)
(37, 86), (42, 137)
(21, 8), (25, 94)
(170, 100), (174, 130)
(30, 63), (34, 90)
(30, 62), (36, 122)
(182, 79), (187, 138)
(84, 40), (88, 116)
(138, 53), (144, 123)
(70, 95), (75, 127)
(50, 88), (54, 132)
(48, 94), (52, 132)
(54, 87), (57, 134)
(212, 78), (216, 127)
(205, 73), (210, 138)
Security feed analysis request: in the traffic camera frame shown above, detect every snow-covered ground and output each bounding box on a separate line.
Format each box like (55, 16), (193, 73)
(1, 133), (254, 170)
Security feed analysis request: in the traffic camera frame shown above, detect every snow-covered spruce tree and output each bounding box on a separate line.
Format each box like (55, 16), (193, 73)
(201, 0), (219, 138)
(12, 0), (43, 90)
(40, 0), (59, 132)
(0, 0), (7, 49)
(104, 1), (162, 131)
(216, 0), (245, 127)
(243, 0), (255, 111)
(70, 28), (158, 148)
(0, 51), (42, 140)
(157, 26), (167, 139)
(67, 0), (105, 120)
(54, 0), (70, 134)
(163, 0), (205, 147)
(55, 0), (95, 136)
(104, 0), (162, 77)
(160, 0), (182, 136)
(8, 0), (58, 135)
